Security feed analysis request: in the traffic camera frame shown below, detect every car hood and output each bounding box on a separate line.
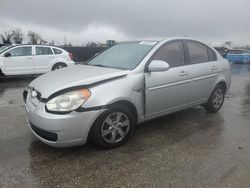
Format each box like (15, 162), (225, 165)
(29, 65), (128, 98)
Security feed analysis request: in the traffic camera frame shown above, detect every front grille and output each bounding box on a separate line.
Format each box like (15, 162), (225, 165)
(30, 122), (58, 142)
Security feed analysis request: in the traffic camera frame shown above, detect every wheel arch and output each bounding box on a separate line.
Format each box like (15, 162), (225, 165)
(109, 100), (138, 123)
(51, 62), (67, 70)
(86, 99), (138, 141)
(216, 80), (227, 92)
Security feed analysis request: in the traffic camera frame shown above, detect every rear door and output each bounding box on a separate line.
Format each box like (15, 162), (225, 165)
(3, 46), (34, 75)
(145, 41), (191, 117)
(184, 40), (218, 104)
(34, 46), (55, 73)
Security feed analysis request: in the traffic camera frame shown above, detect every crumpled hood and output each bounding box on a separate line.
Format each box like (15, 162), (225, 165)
(29, 65), (128, 98)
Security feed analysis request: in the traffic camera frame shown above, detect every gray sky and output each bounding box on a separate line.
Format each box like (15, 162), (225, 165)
(1, 0), (250, 45)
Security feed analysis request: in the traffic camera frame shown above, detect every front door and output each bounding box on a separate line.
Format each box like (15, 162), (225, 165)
(145, 41), (190, 117)
(3, 46), (34, 75)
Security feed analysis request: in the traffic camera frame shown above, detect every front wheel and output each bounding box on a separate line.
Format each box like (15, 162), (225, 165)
(0, 69), (4, 77)
(204, 85), (225, 113)
(89, 106), (135, 149)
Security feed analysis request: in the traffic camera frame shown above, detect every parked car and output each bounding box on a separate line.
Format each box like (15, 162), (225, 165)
(23, 38), (231, 148)
(0, 44), (75, 76)
(226, 49), (250, 63)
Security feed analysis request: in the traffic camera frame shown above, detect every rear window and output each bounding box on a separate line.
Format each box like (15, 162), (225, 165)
(187, 41), (209, 64)
(207, 47), (217, 61)
(36, 47), (53, 55)
(53, 48), (62, 54)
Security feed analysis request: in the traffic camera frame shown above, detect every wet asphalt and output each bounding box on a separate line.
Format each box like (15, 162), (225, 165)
(0, 63), (250, 188)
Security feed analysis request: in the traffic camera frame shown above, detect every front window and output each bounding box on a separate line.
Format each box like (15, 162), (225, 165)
(87, 41), (157, 70)
(7, 46), (32, 57)
(152, 41), (185, 67)
(0, 45), (12, 54)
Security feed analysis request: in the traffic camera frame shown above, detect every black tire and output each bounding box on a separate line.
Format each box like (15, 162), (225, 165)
(89, 105), (136, 149)
(204, 84), (225, 113)
(51, 63), (67, 71)
(0, 69), (4, 77)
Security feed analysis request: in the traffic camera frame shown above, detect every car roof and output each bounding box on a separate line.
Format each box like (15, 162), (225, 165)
(120, 37), (207, 44)
(0, 44), (64, 54)
(6, 44), (61, 48)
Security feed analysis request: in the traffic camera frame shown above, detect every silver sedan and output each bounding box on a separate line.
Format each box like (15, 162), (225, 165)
(24, 38), (231, 148)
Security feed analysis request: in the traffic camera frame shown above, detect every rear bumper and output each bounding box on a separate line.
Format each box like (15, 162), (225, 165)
(67, 60), (76, 66)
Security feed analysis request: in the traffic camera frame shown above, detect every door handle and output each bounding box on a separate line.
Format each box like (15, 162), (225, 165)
(26, 57), (32, 60)
(179, 71), (188, 77)
(211, 65), (218, 71)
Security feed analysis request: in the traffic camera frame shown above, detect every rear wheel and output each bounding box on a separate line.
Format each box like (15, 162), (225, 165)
(89, 105), (135, 149)
(204, 85), (225, 113)
(52, 63), (67, 71)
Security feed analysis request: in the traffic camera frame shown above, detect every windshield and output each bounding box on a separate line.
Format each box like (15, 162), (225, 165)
(0, 45), (12, 54)
(87, 41), (157, 70)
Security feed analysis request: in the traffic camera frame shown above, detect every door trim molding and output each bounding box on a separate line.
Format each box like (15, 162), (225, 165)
(147, 79), (191, 91)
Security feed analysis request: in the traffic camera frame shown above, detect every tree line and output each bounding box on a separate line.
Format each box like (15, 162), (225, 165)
(0, 28), (116, 47)
(0, 28), (49, 45)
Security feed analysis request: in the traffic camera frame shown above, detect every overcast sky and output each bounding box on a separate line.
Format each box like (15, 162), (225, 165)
(1, 0), (250, 45)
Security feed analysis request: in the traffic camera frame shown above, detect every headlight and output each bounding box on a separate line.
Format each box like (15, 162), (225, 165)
(46, 89), (91, 112)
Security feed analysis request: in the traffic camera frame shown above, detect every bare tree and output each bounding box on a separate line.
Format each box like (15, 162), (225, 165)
(39, 39), (48, 45)
(27, 31), (41, 44)
(12, 28), (24, 44)
(0, 30), (14, 45)
(85, 41), (99, 47)
(49, 40), (55, 46)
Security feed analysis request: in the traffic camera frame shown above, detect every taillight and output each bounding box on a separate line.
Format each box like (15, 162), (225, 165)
(68, 53), (73, 60)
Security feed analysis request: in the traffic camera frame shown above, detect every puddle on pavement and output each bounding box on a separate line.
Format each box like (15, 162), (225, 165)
(230, 63), (250, 75)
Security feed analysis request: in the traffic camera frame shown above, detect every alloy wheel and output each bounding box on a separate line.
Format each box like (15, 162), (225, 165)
(101, 112), (130, 143)
(212, 88), (224, 109)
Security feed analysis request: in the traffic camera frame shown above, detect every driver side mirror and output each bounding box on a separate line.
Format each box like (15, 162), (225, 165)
(4, 52), (11, 57)
(147, 60), (170, 72)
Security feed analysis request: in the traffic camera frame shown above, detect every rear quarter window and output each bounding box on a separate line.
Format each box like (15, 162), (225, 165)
(207, 47), (217, 61)
(53, 48), (62, 54)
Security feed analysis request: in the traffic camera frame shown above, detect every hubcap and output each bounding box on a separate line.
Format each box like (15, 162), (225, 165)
(213, 88), (223, 109)
(101, 112), (130, 144)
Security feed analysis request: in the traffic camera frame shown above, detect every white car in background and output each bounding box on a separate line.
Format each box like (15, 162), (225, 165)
(0, 45), (75, 76)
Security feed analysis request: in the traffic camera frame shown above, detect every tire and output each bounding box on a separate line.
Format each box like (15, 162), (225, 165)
(89, 105), (136, 149)
(0, 69), (4, 77)
(204, 84), (225, 113)
(51, 63), (67, 71)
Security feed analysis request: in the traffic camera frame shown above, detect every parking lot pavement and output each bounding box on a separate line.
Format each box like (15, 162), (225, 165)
(0, 64), (250, 188)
